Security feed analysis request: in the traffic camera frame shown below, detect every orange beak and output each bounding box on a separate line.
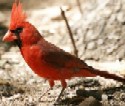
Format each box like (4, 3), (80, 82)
(2, 31), (17, 42)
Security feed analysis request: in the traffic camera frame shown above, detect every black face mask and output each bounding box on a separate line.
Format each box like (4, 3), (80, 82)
(10, 28), (23, 49)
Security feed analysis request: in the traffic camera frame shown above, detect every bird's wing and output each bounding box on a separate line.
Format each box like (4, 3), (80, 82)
(41, 45), (88, 69)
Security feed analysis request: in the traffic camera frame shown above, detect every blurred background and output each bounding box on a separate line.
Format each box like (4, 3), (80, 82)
(1, 0), (125, 105)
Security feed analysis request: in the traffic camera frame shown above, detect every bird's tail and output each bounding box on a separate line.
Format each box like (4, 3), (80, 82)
(87, 66), (125, 83)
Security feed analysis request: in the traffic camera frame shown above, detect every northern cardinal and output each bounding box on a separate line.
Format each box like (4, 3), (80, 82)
(2, 0), (125, 102)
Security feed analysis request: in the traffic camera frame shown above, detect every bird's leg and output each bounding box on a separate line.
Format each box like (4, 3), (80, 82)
(49, 79), (55, 88)
(55, 80), (67, 102)
(39, 79), (54, 101)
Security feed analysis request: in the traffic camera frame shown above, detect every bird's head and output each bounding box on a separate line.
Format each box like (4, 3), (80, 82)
(2, 0), (41, 48)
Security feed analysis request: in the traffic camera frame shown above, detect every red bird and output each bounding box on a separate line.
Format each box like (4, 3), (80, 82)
(2, 0), (125, 101)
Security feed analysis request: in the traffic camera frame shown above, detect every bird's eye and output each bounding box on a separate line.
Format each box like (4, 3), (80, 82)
(16, 27), (23, 33)
(10, 27), (23, 34)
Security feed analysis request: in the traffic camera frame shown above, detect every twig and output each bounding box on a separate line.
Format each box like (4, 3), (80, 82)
(60, 7), (78, 57)
(76, 0), (83, 15)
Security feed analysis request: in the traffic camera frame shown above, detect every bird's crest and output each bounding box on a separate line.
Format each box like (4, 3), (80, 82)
(10, 0), (26, 29)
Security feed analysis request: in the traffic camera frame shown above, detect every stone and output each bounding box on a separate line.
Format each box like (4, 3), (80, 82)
(79, 96), (102, 106)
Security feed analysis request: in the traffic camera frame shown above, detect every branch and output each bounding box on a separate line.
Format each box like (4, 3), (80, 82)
(60, 7), (78, 57)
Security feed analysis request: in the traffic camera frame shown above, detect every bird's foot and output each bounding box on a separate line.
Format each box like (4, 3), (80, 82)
(53, 87), (65, 105)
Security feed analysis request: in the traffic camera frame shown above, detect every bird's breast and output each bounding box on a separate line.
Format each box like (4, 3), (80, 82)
(21, 46), (46, 75)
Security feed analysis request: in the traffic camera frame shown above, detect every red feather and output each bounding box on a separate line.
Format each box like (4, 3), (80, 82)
(10, 0), (26, 30)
